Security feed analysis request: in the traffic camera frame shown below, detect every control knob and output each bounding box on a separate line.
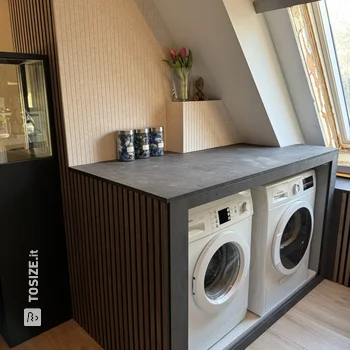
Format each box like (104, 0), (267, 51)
(293, 184), (301, 195)
(241, 201), (251, 213)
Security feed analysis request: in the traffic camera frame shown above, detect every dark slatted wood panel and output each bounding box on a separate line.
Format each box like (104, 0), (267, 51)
(69, 172), (170, 350)
(333, 192), (350, 286)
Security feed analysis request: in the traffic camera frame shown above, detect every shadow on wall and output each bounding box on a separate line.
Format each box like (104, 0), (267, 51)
(98, 131), (117, 162)
(133, 0), (175, 56)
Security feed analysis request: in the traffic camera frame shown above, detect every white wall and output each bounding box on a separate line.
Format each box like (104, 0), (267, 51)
(223, 0), (305, 147)
(264, 8), (325, 146)
(52, 0), (173, 166)
(153, 0), (280, 146)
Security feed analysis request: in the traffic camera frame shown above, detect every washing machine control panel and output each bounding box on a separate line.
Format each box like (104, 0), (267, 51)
(209, 200), (253, 230)
(189, 191), (253, 242)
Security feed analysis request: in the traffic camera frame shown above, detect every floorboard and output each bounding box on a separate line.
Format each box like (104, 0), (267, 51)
(249, 280), (350, 350)
(0, 280), (349, 350)
(0, 320), (102, 350)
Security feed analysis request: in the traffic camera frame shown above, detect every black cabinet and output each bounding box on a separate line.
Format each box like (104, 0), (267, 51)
(0, 52), (71, 347)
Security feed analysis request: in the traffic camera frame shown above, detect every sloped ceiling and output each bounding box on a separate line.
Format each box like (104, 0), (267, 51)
(153, 0), (280, 146)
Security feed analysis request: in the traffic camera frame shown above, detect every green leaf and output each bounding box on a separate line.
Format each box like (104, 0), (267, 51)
(174, 60), (181, 68)
(163, 59), (175, 68)
(187, 50), (193, 69)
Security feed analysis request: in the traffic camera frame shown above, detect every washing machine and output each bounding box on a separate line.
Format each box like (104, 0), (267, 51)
(249, 170), (316, 317)
(189, 191), (253, 350)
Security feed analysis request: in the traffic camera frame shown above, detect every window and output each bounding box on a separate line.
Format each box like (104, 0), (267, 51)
(290, 1), (350, 169)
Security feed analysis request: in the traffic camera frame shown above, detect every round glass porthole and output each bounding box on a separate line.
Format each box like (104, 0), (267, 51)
(204, 243), (241, 301)
(279, 207), (312, 271)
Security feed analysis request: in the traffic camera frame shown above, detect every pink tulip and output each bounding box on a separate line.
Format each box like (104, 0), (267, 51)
(169, 49), (177, 59)
(179, 47), (188, 58)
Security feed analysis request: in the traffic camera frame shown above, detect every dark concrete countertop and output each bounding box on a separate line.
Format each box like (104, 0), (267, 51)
(72, 144), (337, 203)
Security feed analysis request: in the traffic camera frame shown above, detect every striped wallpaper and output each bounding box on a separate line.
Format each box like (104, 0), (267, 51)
(52, 0), (172, 166)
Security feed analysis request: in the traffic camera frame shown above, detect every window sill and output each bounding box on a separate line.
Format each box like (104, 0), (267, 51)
(337, 150), (350, 176)
(336, 176), (350, 193)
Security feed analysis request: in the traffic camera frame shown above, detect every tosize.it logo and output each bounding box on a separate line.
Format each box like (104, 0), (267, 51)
(24, 308), (41, 326)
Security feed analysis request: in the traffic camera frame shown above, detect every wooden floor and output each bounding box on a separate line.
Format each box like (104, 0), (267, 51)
(0, 280), (349, 350)
(0, 320), (102, 350)
(249, 280), (350, 350)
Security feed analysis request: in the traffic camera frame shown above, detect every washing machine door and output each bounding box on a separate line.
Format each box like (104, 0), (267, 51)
(192, 230), (250, 313)
(272, 201), (314, 276)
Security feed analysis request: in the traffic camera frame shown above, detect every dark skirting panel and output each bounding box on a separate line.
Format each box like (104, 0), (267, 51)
(69, 170), (170, 350)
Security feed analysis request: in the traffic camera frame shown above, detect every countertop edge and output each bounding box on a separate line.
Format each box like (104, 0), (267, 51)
(70, 166), (169, 203)
(70, 147), (338, 204)
(166, 149), (338, 203)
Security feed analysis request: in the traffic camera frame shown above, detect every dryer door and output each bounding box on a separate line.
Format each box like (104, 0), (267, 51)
(272, 201), (314, 276)
(192, 231), (250, 313)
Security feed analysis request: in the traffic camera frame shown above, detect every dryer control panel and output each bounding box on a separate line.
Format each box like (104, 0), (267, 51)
(302, 175), (314, 191)
(263, 170), (316, 209)
(189, 191), (253, 242)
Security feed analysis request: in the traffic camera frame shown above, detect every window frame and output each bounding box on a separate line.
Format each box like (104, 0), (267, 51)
(310, 1), (350, 147)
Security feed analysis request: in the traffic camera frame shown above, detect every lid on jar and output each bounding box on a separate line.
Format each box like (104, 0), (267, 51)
(136, 128), (149, 133)
(150, 126), (163, 132)
(118, 129), (134, 135)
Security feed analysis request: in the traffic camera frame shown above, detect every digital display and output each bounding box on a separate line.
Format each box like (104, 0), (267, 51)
(302, 176), (314, 191)
(218, 208), (230, 225)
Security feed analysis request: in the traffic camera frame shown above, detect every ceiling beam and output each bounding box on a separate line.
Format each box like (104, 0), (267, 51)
(254, 0), (320, 14)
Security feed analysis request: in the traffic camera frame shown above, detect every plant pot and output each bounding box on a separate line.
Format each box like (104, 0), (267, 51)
(171, 67), (192, 102)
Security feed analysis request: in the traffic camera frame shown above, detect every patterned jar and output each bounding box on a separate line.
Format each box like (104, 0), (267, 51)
(150, 127), (164, 157)
(117, 130), (135, 162)
(135, 128), (150, 159)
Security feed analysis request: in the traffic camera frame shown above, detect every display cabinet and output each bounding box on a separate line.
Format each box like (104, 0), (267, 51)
(0, 52), (70, 347)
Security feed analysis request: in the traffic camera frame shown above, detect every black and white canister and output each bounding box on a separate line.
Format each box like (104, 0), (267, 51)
(135, 128), (150, 159)
(150, 127), (164, 157)
(117, 130), (135, 162)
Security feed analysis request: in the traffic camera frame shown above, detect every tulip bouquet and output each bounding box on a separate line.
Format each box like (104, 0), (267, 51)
(163, 47), (193, 101)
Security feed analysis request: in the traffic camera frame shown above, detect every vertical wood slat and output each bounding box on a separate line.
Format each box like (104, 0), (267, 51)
(108, 184), (120, 349)
(72, 172), (83, 326)
(129, 191), (139, 350)
(135, 192), (145, 348)
(85, 176), (97, 340)
(123, 189), (134, 350)
(104, 182), (115, 349)
(91, 178), (103, 345)
(113, 186), (124, 350)
(118, 187), (129, 350)
(333, 192), (350, 287)
(77, 173), (89, 331)
(161, 202), (170, 350)
(147, 197), (156, 349)
(141, 194), (151, 350)
(154, 200), (162, 350)
(95, 180), (107, 349)
(333, 193), (347, 282)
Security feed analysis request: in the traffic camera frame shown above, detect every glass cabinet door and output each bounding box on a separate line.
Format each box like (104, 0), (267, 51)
(0, 59), (52, 163)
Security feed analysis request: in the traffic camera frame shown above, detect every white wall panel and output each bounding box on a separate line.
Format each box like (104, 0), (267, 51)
(52, 0), (172, 166)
